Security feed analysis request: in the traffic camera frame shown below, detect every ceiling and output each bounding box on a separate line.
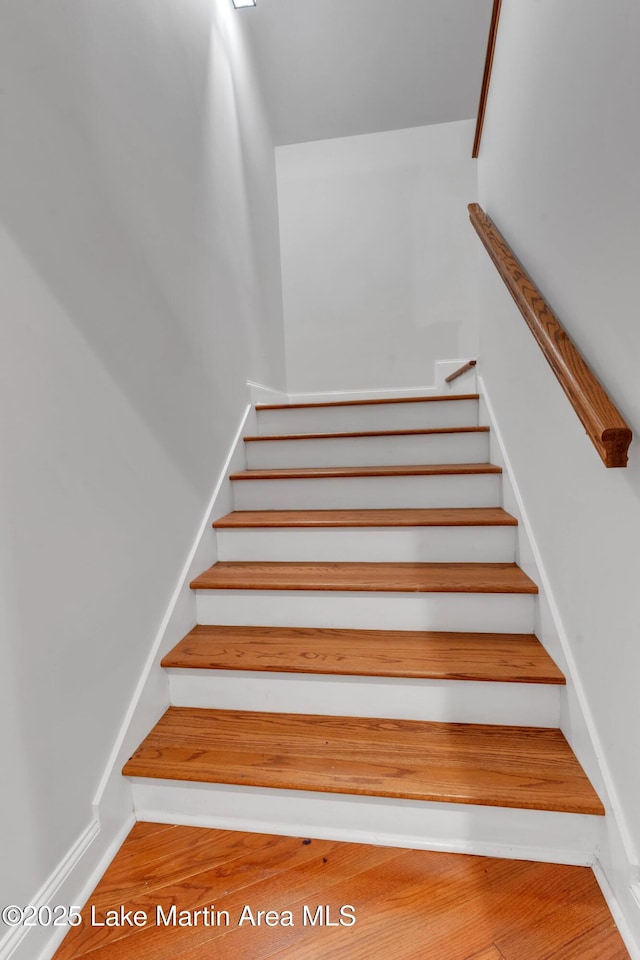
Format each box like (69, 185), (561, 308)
(241, 0), (494, 146)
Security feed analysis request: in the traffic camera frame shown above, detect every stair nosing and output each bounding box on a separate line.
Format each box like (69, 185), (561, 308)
(189, 561), (539, 594)
(244, 426), (489, 443)
(213, 508), (518, 529)
(230, 462), (502, 481)
(256, 393), (479, 411)
(161, 625), (565, 684)
(123, 706), (604, 816)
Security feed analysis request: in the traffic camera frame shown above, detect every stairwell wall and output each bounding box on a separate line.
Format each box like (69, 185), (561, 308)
(276, 119), (479, 395)
(475, 0), (640, 947)
(0, 0), (285, 948)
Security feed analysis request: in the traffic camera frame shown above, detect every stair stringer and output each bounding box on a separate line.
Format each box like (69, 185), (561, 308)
(478, 375), (640, 959)
(0, 402), (263, 960)
(92, 400), (257, 842)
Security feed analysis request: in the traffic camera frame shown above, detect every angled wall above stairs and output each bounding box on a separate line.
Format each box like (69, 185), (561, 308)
(0, 0), (285, 945)
(475, 0), (640, 950)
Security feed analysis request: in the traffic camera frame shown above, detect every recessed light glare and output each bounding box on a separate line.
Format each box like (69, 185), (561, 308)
(232, 0), (256, 8)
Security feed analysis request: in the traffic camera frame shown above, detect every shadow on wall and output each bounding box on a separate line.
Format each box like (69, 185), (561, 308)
(0, 0), (283, 496)
(0, 0), (284, 915)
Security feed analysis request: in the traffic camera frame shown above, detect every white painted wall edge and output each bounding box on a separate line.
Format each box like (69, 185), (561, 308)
(247, 379), (289, 405)
(593, 863), (640, 960)
(281, 359), (478, 404)
(94, 401), (255, 828)
(1, 401), (256, 960)
(478, 373), (640, 958)
(0, 814), (133, 960)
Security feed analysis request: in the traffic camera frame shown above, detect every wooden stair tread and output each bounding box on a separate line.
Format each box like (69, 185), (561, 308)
(162, 625), (566, 684)
(256, 393), (479, 411)
(123, 707), (603, 815)
(190, 561), (538, 594)
(230, 462), (502, 481)
(213, 507), (518, 528)
(244, 426), (489, 442)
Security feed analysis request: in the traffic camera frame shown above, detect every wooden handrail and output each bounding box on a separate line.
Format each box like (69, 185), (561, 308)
(446, 360), (477, 384)
(468, 203), (632, 468)
(472, 0), (503, 158)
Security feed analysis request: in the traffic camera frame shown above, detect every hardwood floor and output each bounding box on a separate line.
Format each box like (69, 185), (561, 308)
(161, 625), (566, 683)
(189, 561), (538, 594)
(213, 508), (518, 528)
(122, 708), (604, 814)
(52, 823), (629, 960)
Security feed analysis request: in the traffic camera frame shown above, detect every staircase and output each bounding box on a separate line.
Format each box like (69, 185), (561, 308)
(124, 391), (604, 863)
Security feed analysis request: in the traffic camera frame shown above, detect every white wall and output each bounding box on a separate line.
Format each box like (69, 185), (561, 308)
(277, 120), (479, 395)
(477, 0), (640, 947)
(0, 0), (284, 935)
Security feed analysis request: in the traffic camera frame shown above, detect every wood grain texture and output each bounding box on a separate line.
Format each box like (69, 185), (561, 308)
(123, 707), (604, 815)
(161, 625), (566, 684)
(243, 426), (489, 443)
(230, 462), (502, 481)
(472, 0), (503, 158)
(189, 561), (538, 594)
(256, 393), (479, 411)
(464, 948), (505, 960)
(52, 825), (628, 960)
(468, 203), (632, 467)
(213, 507), (518, 528)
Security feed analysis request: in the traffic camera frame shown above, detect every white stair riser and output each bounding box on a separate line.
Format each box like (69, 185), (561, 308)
(257, 399), (479, 436)
(167, 670), (561, 727)
(130, 779), (600, 866)
(195, 591), (535, 633)
(232, 473), (502, 510)
(245, 432), (489, 470)
(216, 525), (516, 563)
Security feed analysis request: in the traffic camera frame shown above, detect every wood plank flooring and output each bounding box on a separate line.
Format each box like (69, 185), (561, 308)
(52, 823), (629, 960)
(161, 625), (566, 684)
(123, 708), (604, 814)
(213, 508), (518, 528)
(190, 561), (538, 594)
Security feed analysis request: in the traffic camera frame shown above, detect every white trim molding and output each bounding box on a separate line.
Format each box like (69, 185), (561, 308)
(593, 863), (640, 960)
(282, 359), (477, 405)
(1, 402), (255, 960)
(247, 379), (289, 406)
(0, 815), (133, 960)
(130, 779), (600, 868)
(94, 402), (254, 828)
(478, 373), (640, 959)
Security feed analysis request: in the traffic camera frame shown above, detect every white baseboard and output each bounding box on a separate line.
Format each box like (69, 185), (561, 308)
(283, 359), (477, 405)
(478, 373), (640, 958)
(247, 380), (289, 405)
(1, 403), (255, 960)
(593, 861), (640, 960)
(0, 815), (134, 960)
(94, 402), (254, 830)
